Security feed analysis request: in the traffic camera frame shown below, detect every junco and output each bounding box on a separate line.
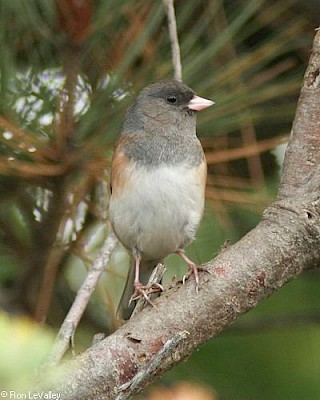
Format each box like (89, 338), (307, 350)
(109, 80), (214, 319)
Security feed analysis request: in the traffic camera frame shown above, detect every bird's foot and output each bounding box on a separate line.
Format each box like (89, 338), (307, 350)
(182, 264), (210, 294)
(177, 249), (210, 294)
(129, 282), (164, 307)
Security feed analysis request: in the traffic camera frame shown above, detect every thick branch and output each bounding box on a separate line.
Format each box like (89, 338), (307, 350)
(278, 30), (320, 199)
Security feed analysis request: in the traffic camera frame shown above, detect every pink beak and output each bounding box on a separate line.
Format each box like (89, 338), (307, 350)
(188, 95), (214, 111)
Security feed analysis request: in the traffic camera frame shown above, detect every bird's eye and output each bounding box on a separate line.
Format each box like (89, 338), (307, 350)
(166, 94), (177, 103)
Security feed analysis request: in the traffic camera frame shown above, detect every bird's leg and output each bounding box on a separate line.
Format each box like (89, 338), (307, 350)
(131, 264), (166, 317)
(129, 254), (157, 307)
(176, 249), (209, 294)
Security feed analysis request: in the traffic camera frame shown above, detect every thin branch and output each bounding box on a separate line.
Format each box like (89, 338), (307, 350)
(205, 187), (271, 207)
(42, 230), (117, 369)
(162, 0), (182, 81)
(205, 134), (287, 164)
(0, 159), (68, 177)
(35, 245), (68, 322)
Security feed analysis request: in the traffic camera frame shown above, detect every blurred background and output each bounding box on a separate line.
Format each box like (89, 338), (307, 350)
(0, 0), (320, 399)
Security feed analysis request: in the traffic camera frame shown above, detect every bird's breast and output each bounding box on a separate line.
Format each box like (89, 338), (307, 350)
(109, 159), (206, 260)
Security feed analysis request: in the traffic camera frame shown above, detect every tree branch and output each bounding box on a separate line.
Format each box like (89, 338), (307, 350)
(162, 0), (182, 81)
(48, 31), (320, 400)
(115, 330), (189, 400)
(42, 230), (117, 369)
(278, 29), (320, 199)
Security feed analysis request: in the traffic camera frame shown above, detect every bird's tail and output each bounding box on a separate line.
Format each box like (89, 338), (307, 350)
(117, 259), (160, 320)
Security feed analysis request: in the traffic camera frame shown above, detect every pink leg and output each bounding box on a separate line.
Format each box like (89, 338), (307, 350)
(176, 249), (207, 293)
(129, 254), (161, 307)
(133, 253), (142, 288)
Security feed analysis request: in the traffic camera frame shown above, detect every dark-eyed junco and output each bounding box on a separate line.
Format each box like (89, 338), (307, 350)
(109, 80), (214, 318)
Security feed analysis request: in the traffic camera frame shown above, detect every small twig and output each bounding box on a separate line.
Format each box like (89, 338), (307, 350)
(131, 263), (166, 317)
(162, 0), (182, 81)
(205, 134), (288, 165)
(42, 230), (118, 370)
(116, 330), (190, 400)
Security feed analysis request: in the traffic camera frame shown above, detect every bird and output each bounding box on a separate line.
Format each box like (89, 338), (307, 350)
(109, 79), (214, 319)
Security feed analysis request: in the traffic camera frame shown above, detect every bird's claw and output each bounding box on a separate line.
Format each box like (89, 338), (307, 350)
(182, 264), (210, 294)
(129, 282), (164, 307)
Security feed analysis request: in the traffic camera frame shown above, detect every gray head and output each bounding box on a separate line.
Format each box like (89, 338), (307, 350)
(121, 80), (213, 136)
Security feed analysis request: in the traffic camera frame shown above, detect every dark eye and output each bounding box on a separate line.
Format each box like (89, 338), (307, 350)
(166, 94), (177, 103)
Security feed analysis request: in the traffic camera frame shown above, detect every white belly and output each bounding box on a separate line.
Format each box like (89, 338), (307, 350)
(109, 164), (205, 261)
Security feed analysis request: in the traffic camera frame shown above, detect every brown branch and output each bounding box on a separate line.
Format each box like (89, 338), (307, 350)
(46, 31), (320, 399)
(115, 330), (189, 400)
(35, 245), (68, 322)
(0, 159), (69, 177)
(162, 0), (182, 81)
(52, 191), (320, 399)
(0, 115), (49, 161)
(278, 30), (320, 199)
(204, 134), (287, 164)
(205, 187), (271, 207)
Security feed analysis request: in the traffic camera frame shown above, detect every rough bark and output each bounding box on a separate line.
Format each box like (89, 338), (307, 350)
(50, 30), (320, 400)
